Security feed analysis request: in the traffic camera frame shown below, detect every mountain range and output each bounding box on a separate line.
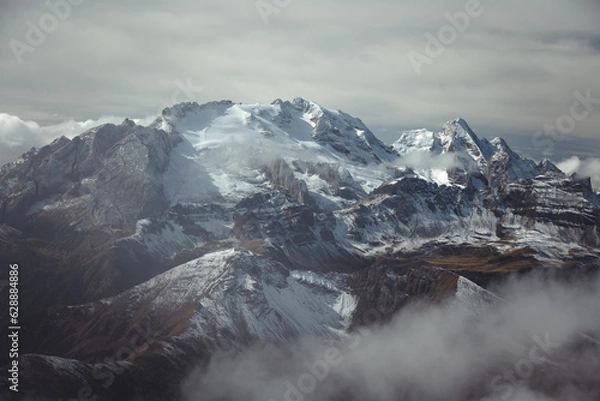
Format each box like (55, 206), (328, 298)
(1, 98), (599, 401)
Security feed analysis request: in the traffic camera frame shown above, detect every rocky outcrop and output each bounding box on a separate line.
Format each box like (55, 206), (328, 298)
(0, 120), (175, 230)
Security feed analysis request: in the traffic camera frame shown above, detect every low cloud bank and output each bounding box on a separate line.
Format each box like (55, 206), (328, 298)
(395, 150), (461, 171)
(557, 156), (600, 191)
(183, 271), (600, 401)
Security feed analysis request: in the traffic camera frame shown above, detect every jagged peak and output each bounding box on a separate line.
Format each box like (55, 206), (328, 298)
(276, 97), (325, 118)
(438, 118), (487, 160)
(489, 137), (516, 155)
(50, 135), (71, 146)
(291, 96), (320, 109)
(160, 101), (201, 118)
(538, 158), (564, 175)
(454, 117), (469, 126)
(489, 136), (508, 147)
(122, 118), (137, 128)
(442, 118), (480, 142)
(160, 100), (236, 120)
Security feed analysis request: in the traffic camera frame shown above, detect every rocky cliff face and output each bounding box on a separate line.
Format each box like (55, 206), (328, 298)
(0, 120), (176, 230)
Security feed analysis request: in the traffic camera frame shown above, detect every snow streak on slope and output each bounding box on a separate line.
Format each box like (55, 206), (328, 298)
(453, 276), (504, 316)
(120, 248), (357, 345)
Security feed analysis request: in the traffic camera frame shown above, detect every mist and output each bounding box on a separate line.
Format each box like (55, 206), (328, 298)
(394, 150), (461, 172)
(557, 156), (600, 192)
(182, 271), (600, 401)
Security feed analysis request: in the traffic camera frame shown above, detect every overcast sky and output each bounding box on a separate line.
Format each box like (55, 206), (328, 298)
(1, 0), (599, 165)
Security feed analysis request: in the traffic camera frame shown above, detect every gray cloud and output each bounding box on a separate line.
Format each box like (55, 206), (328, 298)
(393, 150), (461, 172)
(557, 156), (600, 191)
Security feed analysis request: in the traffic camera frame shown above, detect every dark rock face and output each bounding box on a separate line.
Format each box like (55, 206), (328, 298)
(339, 177), (472, 246)
(0, 121), (175, 230)
(350, 262), (460, 329)
(260, 159), (316, 207)
(488, 176), (600, 247)
(0, 121), (188, 322)
(233, 191), (365, 272)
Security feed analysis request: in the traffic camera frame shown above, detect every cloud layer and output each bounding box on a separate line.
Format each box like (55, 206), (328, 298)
(557, 156), (600, 191)
(182, 272), (600, 401)
(0, 0), (599, 146)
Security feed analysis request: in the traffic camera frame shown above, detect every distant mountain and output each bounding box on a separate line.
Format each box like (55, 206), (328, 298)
(1, 99), (598, 401)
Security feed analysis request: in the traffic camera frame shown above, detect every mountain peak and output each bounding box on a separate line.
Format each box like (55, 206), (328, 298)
(453, 117), (469, 127)
(538, 158), (564, 176)
(288, 97), (324, 118)
(160, 101), (201, 118)
(437, 118), (493, 165)
(160, 100), (237, 120)
(292, 96), (318, 107)
(442, 118), (480, 143)
(122, 118), (137, 128)
(146, 98), (395, 165)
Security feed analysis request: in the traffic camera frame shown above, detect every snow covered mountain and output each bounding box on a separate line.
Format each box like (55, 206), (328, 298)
(1, 98), (599, 401)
